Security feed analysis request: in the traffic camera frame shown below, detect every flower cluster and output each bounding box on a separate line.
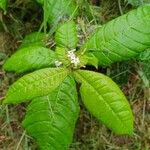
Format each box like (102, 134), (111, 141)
(67, 49), (80, 67)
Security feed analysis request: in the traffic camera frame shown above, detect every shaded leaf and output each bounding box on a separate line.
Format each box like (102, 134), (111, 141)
(138, 66), (150, 88)
(84, 53), (98, 69)
(20, 32), (47, 48)
(0, 52), (6, 61)
(138, 49), (150, 87)
(37, 0), (78, 25)
(126, 0), (142, 6)
(110, 61), (132, 85)
(138, 49), (150, 61)
(0, 0), (7, 11)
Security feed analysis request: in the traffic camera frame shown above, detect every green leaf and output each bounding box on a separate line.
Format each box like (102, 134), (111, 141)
(86, 53), (98, 68)
(81, 53), (98, 69)
(55, 47), (67, 61)
(22, 75), (79, 150)
(83, 5), (150, 66)
(126, 0), (142, 6)
(0, 0), (7, 11)
(138, 49), (150, 61)
(74, 70), (133, 134)
(138, 66), (150, 88)
(36, 0), (78, 25)
(0, 52), (6, 61)
(138, 49), (150, 87)
(20, 32), (47, 48)
(3, 46), (57, 73)
(137, 49), (150, 87)
(55, 47), (70, 66)
(55, 21), (78, 49)
(3, 68), (69, 104)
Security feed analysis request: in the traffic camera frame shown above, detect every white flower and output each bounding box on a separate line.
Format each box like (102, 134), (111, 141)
(55, 60), (62, 67)
(67, 50), (80, 67)
(73, 57), (80, 67)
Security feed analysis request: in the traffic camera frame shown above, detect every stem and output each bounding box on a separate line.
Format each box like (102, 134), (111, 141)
(15, 131), (26, 150)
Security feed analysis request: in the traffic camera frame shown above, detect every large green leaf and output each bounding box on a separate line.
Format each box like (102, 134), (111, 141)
(36, 0), (78, 25)
(82, 5), (150, 66)
(74, 70), (133, 134)
(0, 0), (7, 11)
(3, 46), (57, 73)
(20, 32), (47, 48)
(55, 21), (78, 49)
(3, 68), (69, 104)
(22, 75), (79, 150)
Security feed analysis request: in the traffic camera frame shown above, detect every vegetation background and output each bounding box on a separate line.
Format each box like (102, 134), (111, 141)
(0, 0), (150, 149)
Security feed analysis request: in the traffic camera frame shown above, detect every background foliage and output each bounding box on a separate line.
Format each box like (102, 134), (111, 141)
(0, 0), (150, 150)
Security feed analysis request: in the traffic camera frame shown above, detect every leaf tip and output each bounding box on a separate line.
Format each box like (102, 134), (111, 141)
(117, 123), (134, 135)
(2, 99), (8, 105)
(2, 60), (9, 71)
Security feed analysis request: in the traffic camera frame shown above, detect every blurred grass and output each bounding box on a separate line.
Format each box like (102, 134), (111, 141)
(0, 0), (150, 150)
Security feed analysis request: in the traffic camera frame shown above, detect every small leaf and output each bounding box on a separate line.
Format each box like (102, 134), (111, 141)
(55, 21), (78, 49)
(3, 46), (57, 73)
(3, 68), (69, 104)
(22, 75), (80, 150)
(0, 0), (7, 11)
(74, 70), (133, 134)
(138, 49), (150, 87)
(83, 53), (98, 69)
(55, 47), (67, 61)
(87, 53), (98, 69)
(20, 32), (47, 48)
(138, 49), (150, 61)
(126, 0), (142, 6)
(138, 68), (150, 88)
(0, 52), (6, 61)
(83, 5), (150, 66)
(55, 47), (70, 66)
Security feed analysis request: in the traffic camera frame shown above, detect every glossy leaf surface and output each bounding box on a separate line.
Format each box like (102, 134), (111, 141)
(3, 46), (57, 73)
(55, 21), (78, 49)
(4, 68), (68, 104)
(22, 75), (79, 150)
(74, 70), (133, 134)
(83, 5), (150, 66)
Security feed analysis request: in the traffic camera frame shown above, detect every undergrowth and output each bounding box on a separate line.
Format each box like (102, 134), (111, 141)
(0, 0), (150, 150)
